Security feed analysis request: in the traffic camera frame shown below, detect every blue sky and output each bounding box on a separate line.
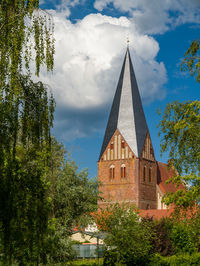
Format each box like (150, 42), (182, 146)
(39, 0), (200, 178)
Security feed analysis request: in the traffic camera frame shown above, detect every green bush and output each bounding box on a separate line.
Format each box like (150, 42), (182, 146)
(103, 250), (118, 266)
(150, 217), (199, 256)
(149, 253), (200, 266)
(151, 218), (174, 256)
(97, 204), (153, 266)
(170, 222), (198, 254)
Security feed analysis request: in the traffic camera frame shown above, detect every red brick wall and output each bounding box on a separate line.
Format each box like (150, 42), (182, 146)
(98, 158), (139, 208)
(98, 158), (157, 209)
(138, 158), (157, 209)
(98, 130), (157, 209)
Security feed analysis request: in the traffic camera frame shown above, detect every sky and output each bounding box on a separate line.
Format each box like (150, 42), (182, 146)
(38, 0), (200, 178)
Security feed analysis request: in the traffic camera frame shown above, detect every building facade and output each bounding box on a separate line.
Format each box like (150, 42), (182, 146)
(98, 48), (177, 210)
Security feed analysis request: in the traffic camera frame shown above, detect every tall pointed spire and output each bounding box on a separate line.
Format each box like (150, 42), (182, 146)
(99, 48), (149, 159)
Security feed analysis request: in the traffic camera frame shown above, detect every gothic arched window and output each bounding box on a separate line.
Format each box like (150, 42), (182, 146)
(149, 167), (152, 182)
(109, 165), (115, 179)
(143, 165), (146, 182)
(121, 164), (126, 178)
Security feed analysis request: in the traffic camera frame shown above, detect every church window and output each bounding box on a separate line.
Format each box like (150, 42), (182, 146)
(110, 143), (114, 160)
(121, 164), (126, 178)
(109, 165), (115, 179)
(121, 140), (125, 159)
(149, 167), (152, 182)
(118, 135), (121, 159)
(121, 141), (125, 149)
(114, 136), (117, 159)
(107, 148), (110, 160)
(143, 165), (146, 182)
(125, 146), (128, 158)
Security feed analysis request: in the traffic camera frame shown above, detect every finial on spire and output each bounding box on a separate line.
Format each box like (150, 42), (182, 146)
(127, 36), (130, 48)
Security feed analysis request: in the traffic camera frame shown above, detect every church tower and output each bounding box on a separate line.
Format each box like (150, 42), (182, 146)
(98, 48), (157, 209)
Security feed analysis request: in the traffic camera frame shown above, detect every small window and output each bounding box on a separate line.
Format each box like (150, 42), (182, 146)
(121, 165), (126, 178)
(143, 166), (146, 182)
(110, 143), (114, 149)
(121, 141), (125, 149)
(149, 167), (152, 182)
(109, 165), (115, 179)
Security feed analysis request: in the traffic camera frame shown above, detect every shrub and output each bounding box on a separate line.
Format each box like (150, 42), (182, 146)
(103, 249), (118, 266)
(97, 204), (153, 266)
(148, 217), (175, 256)
(150, 253), (200, 266)
(170, 221), (198, 254)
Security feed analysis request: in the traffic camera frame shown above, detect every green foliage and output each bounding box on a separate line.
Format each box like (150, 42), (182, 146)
(0, 1), (55, 263)
(149, 252), (200, 266)
(150, 216), (200, 256)
(159, 100), (200, 176)
(48, 138), (98, 228)
(45, 139), (99, 264)
(45, 227), (77, 264)
(54, 162), (98, 228)
(103, 250), (118, 266)
(96, 203), (153, 266)
(159, 38), (200, 209)
(158, 100), (200, 208)
(66, 258), (103, 266)
(0, 0), (54, 89)
(170, 221), (198, 254)
(151, 218), (174, 256)
(181, 40), (200, 83)
(0, 75), (55, 265)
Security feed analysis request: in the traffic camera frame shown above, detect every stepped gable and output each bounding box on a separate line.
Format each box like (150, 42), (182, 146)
(99, 48), (148, 160)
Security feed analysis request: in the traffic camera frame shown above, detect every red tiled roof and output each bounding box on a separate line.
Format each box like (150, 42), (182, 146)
(139, 208), (173, 220)
(157, 161), (185, 194)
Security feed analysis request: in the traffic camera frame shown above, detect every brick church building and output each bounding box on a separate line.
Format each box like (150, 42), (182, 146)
(98, 48), (180, 211)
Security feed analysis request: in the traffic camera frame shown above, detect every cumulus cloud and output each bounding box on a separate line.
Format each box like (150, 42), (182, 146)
(36, 12), (167, 140)
(94, 0), (200, 34)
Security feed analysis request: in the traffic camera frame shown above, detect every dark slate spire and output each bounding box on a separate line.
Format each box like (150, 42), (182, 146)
(99, 48), (149, 159)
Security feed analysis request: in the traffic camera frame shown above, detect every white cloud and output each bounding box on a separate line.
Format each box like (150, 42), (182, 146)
(94, 0), (200, 34)
(36, 12), (167, 140)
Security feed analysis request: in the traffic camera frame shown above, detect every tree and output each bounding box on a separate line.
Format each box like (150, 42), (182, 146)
(158, 39), (200, 209)
(96, 204), (153, 266)
(0, 75), (55, 265)
(181, 40), (200, 83)
(151, 217), (174, 256)
(0, 0), (54, 88)
(44, 139), (99, 264)
(0, 1), (55, 264)
(159, 102), (200, 209)
(170, 219), (199, 254)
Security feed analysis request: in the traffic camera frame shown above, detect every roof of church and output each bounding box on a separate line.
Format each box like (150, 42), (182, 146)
(139, 209), (173, 220)
(99, 48), (148, 160)
(157, 161), (185, 194)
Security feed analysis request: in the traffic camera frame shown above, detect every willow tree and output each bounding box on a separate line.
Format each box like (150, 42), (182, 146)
(0, 0), (54, 86)
(0, 1), (55, 264)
